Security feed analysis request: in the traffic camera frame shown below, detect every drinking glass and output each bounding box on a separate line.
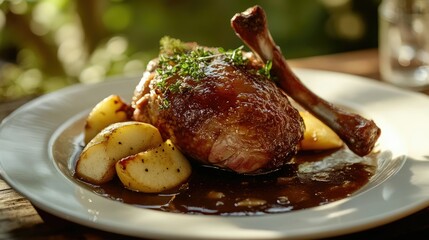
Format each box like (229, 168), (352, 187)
(379, 0), (429, 90)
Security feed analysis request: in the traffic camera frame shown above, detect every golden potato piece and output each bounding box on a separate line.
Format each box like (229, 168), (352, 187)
(299, 111), (343, 150)
(84, 95), (131, 145)
(76, 121), (163, 184)
(116, 139), (192, 193)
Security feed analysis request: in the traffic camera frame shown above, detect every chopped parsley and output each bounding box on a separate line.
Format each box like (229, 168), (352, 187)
(258, 60), (272, 79)
(156, 37), (251, 93)
(155, 36), (273, 109)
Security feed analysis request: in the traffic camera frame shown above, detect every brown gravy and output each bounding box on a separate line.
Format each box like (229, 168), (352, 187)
(78, 147), (377, 216)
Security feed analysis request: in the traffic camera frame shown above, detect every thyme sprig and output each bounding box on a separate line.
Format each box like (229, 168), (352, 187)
(156, 47), (214, 92)
(155, 37), (273, 109)
(258, 60), (272, 79)
(156, 37), (249, 93)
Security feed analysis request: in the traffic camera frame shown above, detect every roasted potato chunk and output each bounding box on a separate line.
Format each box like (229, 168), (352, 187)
(299, 111), (343, 150)
(84, 95), (131, 145)
(76, 121), (163, 184)
(116, 139), (192, 193)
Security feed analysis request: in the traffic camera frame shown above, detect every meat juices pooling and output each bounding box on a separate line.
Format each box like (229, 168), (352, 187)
(132, 39), (305, 174)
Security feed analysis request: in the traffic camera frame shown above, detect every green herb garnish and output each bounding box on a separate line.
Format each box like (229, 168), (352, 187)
(160, 36), (189, 55)
(155, 37), (273, 109)
(258, 60), (272, 79)
(156, 37), (249, 92)
(159, 97), (170, 110)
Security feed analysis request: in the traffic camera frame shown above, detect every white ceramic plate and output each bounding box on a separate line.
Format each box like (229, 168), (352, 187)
(1, 69), (429, 239)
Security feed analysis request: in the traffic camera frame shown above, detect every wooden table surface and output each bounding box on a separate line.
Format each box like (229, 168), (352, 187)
(1, 49), (429, 239)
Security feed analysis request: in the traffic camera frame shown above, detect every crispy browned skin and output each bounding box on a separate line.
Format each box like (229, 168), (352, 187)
(132, 50), (304, 174)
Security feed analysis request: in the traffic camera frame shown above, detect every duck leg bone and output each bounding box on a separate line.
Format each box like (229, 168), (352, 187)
(231, 5), (381, 156)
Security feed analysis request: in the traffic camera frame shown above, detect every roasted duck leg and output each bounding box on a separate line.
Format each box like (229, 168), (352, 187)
(231, 5), (381, 156)
(132, 39), (305, 174)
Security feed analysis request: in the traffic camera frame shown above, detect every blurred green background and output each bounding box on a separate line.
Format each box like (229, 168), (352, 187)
(0, 0), (381, 101)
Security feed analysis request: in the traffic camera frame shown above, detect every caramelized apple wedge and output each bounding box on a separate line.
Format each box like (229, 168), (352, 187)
(299, 111), (343, 151)
(84, 95), (131, 145)
(116, 139), (192, 193)
(76, 121), (163, 184)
